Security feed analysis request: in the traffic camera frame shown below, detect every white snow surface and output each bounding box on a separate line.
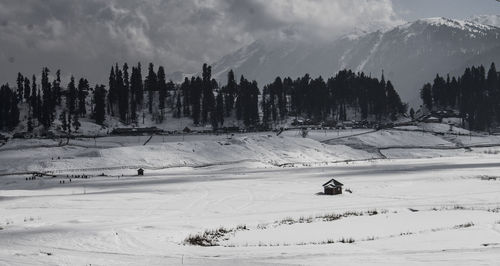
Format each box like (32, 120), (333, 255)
(469, 15), (500, 28)
(1, 127), (500, 265)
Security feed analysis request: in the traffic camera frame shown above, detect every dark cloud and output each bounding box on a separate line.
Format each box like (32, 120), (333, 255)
(0, 0), (401, 85)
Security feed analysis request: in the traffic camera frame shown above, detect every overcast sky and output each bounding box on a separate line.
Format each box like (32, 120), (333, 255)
(0, 0), (499, 85)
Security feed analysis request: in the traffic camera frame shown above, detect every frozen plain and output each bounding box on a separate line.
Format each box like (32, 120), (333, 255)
(1, 126), (500, 265)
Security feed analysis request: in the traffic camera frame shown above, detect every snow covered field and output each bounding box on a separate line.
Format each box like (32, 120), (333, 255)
(1, 127), (500, 265)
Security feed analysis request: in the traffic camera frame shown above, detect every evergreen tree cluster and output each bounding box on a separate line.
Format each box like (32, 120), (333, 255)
(0, 84), (20, 130)
(420, 63), (500, 131)
(2, 63), (408, 134)
(6, 68), (97, 133)
(262, 70), (406, 126)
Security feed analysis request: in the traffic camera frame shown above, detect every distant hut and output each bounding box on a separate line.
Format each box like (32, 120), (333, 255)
(137, 168), (144, 176)
(112, 127), (163, 136)
(422, 115), (441, 123)
(323, 179), (343, 195)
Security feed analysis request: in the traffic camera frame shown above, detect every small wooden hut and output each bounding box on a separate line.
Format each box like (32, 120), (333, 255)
(322, 179), (343, 195)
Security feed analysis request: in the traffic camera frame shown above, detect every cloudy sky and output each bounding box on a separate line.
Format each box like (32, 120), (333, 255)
(0, 0), (499, 85)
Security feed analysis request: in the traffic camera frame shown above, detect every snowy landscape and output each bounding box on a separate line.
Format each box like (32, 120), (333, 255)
(2, 1), (500, 265)
(1, 124), (500, 265)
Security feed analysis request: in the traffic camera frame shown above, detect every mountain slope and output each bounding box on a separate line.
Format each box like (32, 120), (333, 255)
(469, 15), (500, 27)
(211, 17), (500, 106)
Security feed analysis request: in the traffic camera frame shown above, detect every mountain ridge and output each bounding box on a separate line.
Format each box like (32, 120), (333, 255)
(208, 16), (500, 107)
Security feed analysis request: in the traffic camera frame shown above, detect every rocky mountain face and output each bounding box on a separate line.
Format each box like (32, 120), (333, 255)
(210, 17), (500, 106)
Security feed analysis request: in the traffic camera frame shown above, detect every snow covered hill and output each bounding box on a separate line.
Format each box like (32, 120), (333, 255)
(3, 123), (500, 176)
(210, 17), (500, 106)
(1, 127), (500, 265)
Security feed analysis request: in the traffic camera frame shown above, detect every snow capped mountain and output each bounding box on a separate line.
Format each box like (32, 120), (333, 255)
(411, 17), (496, 33)
(211, 17), (500, 107)
(469, 15), (500, 27)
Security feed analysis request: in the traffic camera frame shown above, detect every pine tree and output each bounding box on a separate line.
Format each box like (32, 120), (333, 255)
(92, 85), (106, 125)
(36, 91), (42, 124)
(27, 114), (33, 132)
(41, 67), (53, 128)
(385, 81), (404, 121)
(191, 77), (202, 125)
(53, 70), (62, 106)
(119, 63), (130, 122)
(77, 78), (89, 117)
(145, 63), (157, 114)
(24, 77), (31, 102)
(130, 66), (141, 123)
(0, 85), (20, 130)
(157, 66), (167, 119)
(60, 111), (68, 132)
(16, 72), (24, 101)
(261, 85), (271, 128)
(283, 77), (292, 117)
(114, 64), (127, 121)
(10, 92), (20, 129)
(235, 76), (244, 121)
(421, 83), (433, 110)
(0, 85), (7, 129)
(237, 76), (260, 126)
(72, 114), (80, 132)
(487, 63), (500, 123)
(174, 91), (182, 118)
(67, 76), (77, 115)
(166, 81), (175, 109)
(108, 66), (116, 115)
(223, 70), (237, 117)
(215, 91), (224, 127)
(248, 81), (260, 126)
(374, 73), (387, 121)
(67, 113), (72, 135)
(201, 64), (215, 125)
(308, 76), (328, 121)
(273, 77), (287, 120)
(269, 78), (278, 122)
(136, 63), (144, 107)
(31, 75), (38, 121)
(181, 77), (191, 117)
(432, 74), (446, 109)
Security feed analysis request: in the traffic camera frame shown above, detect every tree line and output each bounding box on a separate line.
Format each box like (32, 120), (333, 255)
(420, 63), (500, 131)
(261, 70), (406, 127)
(0, 63), (407, 133)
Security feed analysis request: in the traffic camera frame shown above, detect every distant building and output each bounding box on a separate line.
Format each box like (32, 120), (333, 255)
(222, 126), (240, 133)
(12, 132), (28, 139)
(111, 127), (163, 136)
(490, 127), (500, 135)
(137, 168), (144, 176)
(323, 179), (343, 195)
(423, 116), (441, 123)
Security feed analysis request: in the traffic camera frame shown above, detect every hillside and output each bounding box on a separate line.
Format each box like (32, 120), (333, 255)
(1, 125), (500, 265)
(3, 123), (500, 176)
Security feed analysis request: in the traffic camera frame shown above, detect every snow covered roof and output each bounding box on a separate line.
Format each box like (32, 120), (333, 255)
(323, 179), (343, 188)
